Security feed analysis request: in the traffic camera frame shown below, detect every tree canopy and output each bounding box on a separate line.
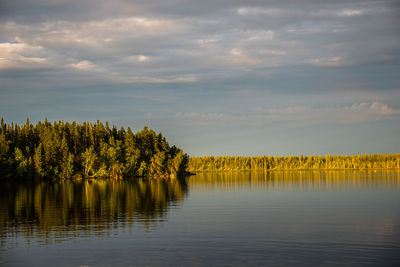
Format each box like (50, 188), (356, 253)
(0, 118), (188, 179)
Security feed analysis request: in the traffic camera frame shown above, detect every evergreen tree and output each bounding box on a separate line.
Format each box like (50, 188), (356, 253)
(34, 144), (45, 177)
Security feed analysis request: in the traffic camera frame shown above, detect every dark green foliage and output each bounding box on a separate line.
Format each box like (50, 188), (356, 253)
(0, 117), (188, 179)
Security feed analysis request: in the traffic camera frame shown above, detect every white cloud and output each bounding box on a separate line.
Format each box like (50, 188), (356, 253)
(351, 101), (400, 116)
(267, 106), (310, 115)
(125, 55), (151, 63)
(197, 38), (218, 47)
(106, 73), (198, 84)
(67, 60), (99, 71)
(137, 55), (150, 62)
(83, 16), (179, 34)
(337, 9), (365, 17)
(308, 56), (343, 67)
(259, 49), (287, 56)
(2, 16), (185, 51)
(228, 48), (262, 65)
(130, 95), (179, 102)
(237, 7), (286, 16)
(245, 30), (275, 41)
(0, 42), (49, 70)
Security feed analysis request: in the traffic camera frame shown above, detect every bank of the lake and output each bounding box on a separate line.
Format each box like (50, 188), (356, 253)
(188, 154), (400, 172)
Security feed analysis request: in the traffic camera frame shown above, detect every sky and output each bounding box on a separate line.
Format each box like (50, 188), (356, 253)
(1, 0), (400, 156)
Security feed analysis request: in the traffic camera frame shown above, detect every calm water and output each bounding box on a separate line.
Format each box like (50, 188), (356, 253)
(1, 171), (400, 266)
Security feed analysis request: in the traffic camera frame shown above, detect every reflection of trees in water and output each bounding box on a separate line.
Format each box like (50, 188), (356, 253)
(2, 171), (399, 245)
(189, 170), (400, 191)
(0, 178), (187, 244)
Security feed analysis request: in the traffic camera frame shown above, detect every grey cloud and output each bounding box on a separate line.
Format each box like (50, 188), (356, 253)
(1, 0), (399, 134)
(2, 0), (399, 76)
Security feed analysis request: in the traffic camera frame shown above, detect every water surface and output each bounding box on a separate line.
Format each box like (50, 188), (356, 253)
(1, 171), (400, 266)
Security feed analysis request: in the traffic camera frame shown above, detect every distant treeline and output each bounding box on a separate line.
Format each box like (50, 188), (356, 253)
(188, 154), (400, 172)
(0, 118), (188, 179)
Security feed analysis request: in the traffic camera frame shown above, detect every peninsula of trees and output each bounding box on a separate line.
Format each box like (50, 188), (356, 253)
(0, 118), (188, 179)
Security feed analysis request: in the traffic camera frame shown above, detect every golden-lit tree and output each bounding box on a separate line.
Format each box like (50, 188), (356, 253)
(188, 154), (400, 172)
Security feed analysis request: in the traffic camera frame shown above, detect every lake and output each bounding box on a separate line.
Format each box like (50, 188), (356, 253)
(1, 171), (400, 266)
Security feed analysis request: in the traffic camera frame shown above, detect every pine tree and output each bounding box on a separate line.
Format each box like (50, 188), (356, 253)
(34, 144), (45, 177)
(60, 137), (74, 178)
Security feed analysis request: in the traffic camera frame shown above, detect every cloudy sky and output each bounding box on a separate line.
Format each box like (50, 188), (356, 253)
(1, 0), (399, 156)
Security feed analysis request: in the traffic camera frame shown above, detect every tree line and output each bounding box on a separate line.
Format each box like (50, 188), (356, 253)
(0, 118), (188, 179)
(1, 118), (399, 179)
(188, 154), (400, 172)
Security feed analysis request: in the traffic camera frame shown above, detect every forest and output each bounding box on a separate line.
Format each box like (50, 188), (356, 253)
(188, 154), (400, 172)
(0, 118), (188, 179)
(1, 118), (399, 180)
